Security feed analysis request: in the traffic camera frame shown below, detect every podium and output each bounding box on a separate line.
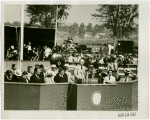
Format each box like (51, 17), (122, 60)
(67, 81), (138, 111)
(4, 82), (68, 110)
(4, 81), (138, 111)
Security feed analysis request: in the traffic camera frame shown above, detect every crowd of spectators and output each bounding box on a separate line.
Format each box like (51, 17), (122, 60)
(5, 40), (138, 84)
(4, 54), (138, 84)
(6, 42), (55, 61)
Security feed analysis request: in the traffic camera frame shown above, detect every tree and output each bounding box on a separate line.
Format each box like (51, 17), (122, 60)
(69, 22), (79, 37)
(4, 22), (12, 26)
(92, 5), (138, 40)
(79, 23), (86, 38)
(87, 23), (92, 32)
(26, 5), (71, 28)
(12, 21), (21, 26)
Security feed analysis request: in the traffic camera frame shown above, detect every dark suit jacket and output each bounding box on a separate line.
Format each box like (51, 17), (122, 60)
(54, 73), (68, 83)
(40, 72), (45, 83)
(98, 72), (107, 84)
(17, 76), (28, 83)
(30, 74), (42, 83)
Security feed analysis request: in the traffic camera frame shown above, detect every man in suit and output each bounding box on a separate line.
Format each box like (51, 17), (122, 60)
(98, 68), (107, 84)
(40, 65), (48, 83)
(17, 71), (29, 83)
(30, 67), (42, 83)
(103, 70), (116, 84)
(74, 59), (86, 84)
(54, 67), (68, 83)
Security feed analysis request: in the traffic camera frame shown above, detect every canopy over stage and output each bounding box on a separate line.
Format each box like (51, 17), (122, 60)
(4, 26), (55, 58)
(4, 81), (138, 111)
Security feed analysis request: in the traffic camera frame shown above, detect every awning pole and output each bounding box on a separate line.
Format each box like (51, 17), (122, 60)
(20, 4), (24, 71)
(54, 5), (58, 46)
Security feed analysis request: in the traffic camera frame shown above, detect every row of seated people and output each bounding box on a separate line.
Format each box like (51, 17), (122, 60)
(4, 60), (137, 84)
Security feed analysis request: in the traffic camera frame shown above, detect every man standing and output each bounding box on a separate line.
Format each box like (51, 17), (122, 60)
(103, 70), (116, 84)
(74, 59), (86, 84)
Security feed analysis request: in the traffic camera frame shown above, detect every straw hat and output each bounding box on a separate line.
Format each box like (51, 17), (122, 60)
(64, 62), (70, 67)
(51, 64), (57, 68)
(46, 70), (53, 76)
(124, 68), (131, 74)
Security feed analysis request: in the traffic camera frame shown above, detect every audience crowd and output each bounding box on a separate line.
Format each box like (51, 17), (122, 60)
(4, 55), (138, 84)
(5, 40), (138, 84)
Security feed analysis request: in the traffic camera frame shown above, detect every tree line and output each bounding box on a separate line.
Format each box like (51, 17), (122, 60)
(5, 5), (138, 40)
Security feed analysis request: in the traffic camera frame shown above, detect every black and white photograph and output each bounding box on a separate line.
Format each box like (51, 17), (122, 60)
(1, 1), (149, 119)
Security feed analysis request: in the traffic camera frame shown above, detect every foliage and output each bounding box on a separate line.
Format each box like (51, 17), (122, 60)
(86, 23), (92, 32)
(4, 22), (12, 26)
(26, 5), (71, 28)
(92, 5), (138, 39)
(69, 22), (79, 37)
(79, 23), (86, 38)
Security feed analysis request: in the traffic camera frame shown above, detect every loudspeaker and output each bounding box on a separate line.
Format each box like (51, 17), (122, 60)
(118, 41), (134, 53)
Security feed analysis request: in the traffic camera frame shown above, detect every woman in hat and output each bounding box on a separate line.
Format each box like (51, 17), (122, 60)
(44, 70), (54, 83)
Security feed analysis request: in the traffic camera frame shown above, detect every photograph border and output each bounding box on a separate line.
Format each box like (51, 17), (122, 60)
(1, 1), (149, 119)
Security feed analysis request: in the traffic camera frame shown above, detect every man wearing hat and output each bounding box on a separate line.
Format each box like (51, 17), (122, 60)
(51, 64), (58, 77)
(103, 70), (116, 84)
(119, 69), (137, 82)
(74, 59), (86, 84)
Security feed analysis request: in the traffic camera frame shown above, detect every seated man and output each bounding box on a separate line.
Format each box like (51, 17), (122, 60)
(17, 71), (29, 83)
(27, 66), (34, 81)
(30, 67), (42, 83)
(54, 67), (68, 83)
(103, 70), (116, 84)
(98, 68), (107, 84)
(119, 69), (137, 82)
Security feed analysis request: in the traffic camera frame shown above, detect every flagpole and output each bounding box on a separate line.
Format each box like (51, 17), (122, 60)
(54, 5), (58, 46)
(20, 4), (24, 71)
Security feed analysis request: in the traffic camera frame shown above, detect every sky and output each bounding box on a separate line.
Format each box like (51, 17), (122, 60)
(4, 5), (100, 26)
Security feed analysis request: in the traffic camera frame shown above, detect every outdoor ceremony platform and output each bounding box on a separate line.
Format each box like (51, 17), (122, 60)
(4, 81), (138, 111)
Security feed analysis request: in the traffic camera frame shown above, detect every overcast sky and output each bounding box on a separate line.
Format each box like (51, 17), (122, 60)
(4, 5), (101, 26)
